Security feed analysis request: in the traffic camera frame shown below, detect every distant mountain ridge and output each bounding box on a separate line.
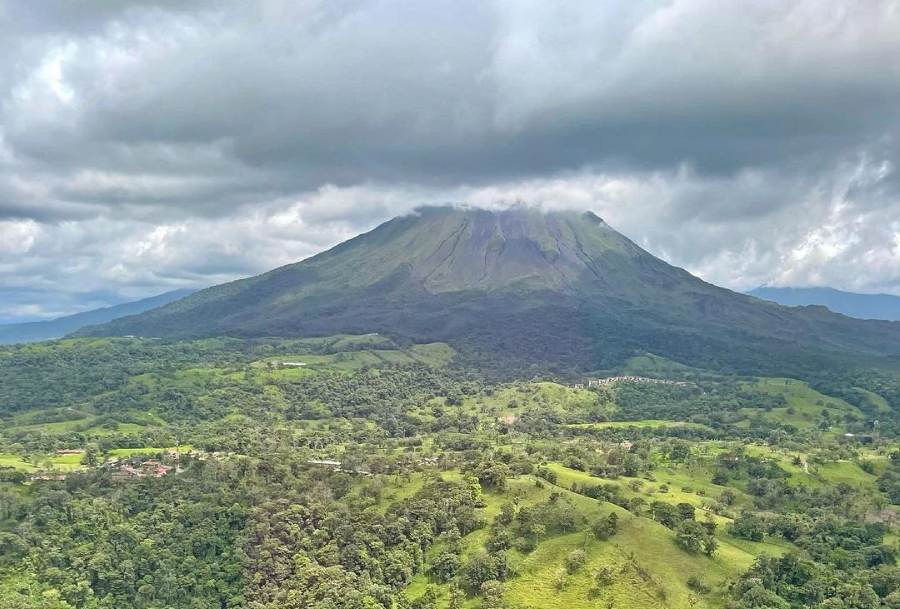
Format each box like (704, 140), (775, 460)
(749, 286), (900, 321)
(77, 206), (900, 376)
(0, 289), (194, 345)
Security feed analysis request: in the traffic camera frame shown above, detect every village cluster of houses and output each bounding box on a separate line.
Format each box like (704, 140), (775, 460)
(27, 449), (180, 483)
(29, 474), (68, 482)
(572, 376), (691, 389)
(307, 458), (374, 476)
(107, 458), (175, 481)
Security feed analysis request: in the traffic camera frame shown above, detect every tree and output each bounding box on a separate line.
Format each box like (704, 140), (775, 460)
(81, 445), (100, 466)
(429, 552), (460, 583)
(651, 501), (680, 528)
(487, 527), (511, 552)
(535, 466), (557, 484)
(719, 489), (737, 506)
(669, 441), (691, 462)
(734, 582), (789, 609)
(412, 587), (439, 609)
(593, 512), (619, 540)
(463, 552), (509, 591)
(869, 565), (900, 597)
(475, 461), (511, 490)
(447, 585), (465, 609)
(703, 535), (718, 557)
(677, 502), (696, 522)
(594, 565), (614, 588)
(676, 520), (716, 556)
(730, 514), (766, 542)
(497, 503), (515, 526)
(553, 568), (568, 592)
(628, 496), (646, 515)
(0, 533), (26, 566)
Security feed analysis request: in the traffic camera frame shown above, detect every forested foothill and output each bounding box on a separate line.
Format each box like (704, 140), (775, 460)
(1, 335), (899, 609)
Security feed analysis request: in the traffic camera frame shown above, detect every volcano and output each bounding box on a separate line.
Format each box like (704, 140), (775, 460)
(78, 206), (900, 375)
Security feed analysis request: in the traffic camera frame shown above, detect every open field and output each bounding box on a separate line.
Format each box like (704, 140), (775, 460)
(568, 420), (714, 431)
(739, 377), (865, 430)
(252, 342), (456, 374)
(107, 445), (193, 457)
(403, 466), (793, 609)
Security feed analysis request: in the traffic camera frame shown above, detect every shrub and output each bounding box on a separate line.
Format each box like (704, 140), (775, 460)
(594, 565), (614, 587)
(687, 575), (711, 594)
(535, 466), (557, 484)
(565, 549), (587, 574)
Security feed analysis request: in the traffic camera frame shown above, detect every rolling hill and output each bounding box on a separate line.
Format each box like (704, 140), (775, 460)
(77, 206), (900, 375)
(0, 289), (193, 344)
(749, 286), (900, 321)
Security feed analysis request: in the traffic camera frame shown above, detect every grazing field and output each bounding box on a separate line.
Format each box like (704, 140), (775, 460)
(252, 342), (456, 374)
(739, 377), (864, 430)
(0, 453), (37, 472)
(107, 445), (193, 457)
(567, 420), (713, 431)
(403, 464), (794, 609)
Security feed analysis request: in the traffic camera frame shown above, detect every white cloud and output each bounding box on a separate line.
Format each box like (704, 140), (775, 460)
(0, 219), (41, 254)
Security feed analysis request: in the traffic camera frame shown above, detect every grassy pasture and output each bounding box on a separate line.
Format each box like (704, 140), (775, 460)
(429, 382), (607, 420)
(618, 353), (702, 378)
(0, 453), (37, 472)
(0, 452), (88, 472)
(251, 342), (455, 375)
(739, 377), (864, 431)
(403, 466), (791, 609)
(107, 445), (192, 457)
(567, 420), (713, 431)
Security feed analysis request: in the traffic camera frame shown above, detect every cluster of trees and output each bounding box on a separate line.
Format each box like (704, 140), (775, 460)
(3, 467), (247, 608)
(0, 338), (258, 415)
(244, 475), (483, 609)
(483, 493), (581, 557)
(712, 449), (790, 486)
(877, 451), (900, 504)
(648, 501), (718, 555)
(0, 458), (488, 609)
(279, 366), (465, 429)
(732, 553), (900, 609)
(726, 467), (898, 607)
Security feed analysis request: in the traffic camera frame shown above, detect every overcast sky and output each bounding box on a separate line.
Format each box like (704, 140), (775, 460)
(2, 0), (899, 321)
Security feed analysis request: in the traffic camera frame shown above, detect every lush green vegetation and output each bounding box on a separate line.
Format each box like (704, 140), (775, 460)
(1, 336), (898, 609)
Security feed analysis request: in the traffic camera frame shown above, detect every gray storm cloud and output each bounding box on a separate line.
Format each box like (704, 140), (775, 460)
(0, 0), (899, 319)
